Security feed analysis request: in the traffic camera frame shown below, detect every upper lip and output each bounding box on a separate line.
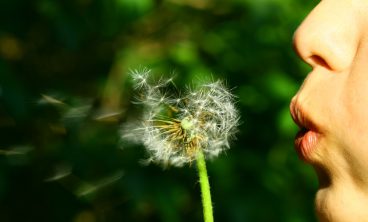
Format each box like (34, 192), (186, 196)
(290, 98), (318, 132)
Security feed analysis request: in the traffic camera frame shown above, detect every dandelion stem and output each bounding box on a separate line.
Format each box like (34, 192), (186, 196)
(196, 149), (214, 222)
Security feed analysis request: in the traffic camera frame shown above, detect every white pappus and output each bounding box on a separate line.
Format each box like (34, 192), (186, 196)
(123, 68), (240, 167)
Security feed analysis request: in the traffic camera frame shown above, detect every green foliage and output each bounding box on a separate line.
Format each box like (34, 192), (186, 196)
(0, 0), (319, 221)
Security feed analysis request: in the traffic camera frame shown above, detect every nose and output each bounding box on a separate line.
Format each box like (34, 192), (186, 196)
(293, 0), (359, 71)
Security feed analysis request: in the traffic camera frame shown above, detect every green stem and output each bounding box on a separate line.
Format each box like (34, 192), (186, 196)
(196, 149), (214, 222)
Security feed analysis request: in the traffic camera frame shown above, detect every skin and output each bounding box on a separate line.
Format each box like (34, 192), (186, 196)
(291, 0), (368, 221)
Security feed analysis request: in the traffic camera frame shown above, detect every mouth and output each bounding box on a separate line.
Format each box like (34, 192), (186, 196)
(290, 99), (321, 162)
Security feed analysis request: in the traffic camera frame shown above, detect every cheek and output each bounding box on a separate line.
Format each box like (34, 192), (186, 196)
(342, 88), (368, 133)
(346, 40), (368, 126)
(343, 67), (368, 141)
(337, 62), (368, 180)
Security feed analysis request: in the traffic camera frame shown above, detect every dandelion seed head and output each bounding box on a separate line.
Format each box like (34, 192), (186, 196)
(123, 69), (239, 167)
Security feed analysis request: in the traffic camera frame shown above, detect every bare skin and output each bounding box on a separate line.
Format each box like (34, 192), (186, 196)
(291, 0), (368, 221)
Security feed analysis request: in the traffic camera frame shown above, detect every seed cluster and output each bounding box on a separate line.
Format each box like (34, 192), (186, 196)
(123, 69), (239, 167)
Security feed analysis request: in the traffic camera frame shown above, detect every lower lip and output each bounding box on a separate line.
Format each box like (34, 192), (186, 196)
(295, 129), (319, 162)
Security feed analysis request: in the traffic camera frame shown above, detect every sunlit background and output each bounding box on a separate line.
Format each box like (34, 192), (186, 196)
(0, 0), (320, 221)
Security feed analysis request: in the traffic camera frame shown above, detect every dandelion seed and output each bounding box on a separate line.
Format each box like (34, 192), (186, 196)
(123, 69), (240, 167)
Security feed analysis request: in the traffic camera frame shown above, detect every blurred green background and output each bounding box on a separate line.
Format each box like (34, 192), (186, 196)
(0, 0), (320, 221)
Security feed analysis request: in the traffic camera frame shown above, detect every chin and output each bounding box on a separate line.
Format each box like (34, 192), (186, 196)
(308, 140), (368, 222)
(314, 177), (368, 222)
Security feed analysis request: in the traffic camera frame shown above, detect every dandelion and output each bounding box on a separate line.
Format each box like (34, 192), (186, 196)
(123, 68), (239, 222)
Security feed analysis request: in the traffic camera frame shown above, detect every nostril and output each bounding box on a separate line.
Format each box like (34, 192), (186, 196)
(308, 55), (331, 70)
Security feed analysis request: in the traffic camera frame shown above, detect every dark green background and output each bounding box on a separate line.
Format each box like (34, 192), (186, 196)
(0, 0), (320, 221)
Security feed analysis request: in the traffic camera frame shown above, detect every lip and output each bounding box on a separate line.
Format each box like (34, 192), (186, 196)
(290, 99), (321, 162)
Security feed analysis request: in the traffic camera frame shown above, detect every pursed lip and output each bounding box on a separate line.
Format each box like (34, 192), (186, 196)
(290, 99), (317, 131)
(290, 98), (321, 162)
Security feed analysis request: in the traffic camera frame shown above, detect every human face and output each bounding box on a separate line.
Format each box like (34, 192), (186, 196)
(291, 0), (368, 221)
